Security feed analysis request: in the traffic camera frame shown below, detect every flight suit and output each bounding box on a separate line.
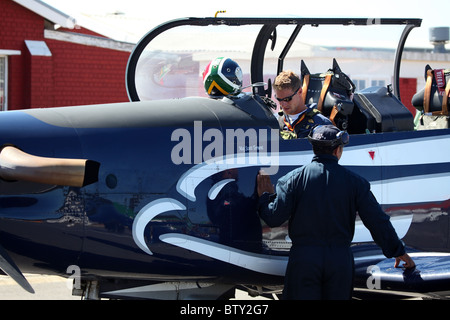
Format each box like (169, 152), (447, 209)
(278, 103), (332, 139)
(258, 154), (406, 299)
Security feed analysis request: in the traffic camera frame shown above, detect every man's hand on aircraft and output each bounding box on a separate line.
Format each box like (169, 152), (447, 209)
(394, 253), (416, 269)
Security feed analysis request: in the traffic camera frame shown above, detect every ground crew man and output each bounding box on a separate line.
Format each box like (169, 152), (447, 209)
(257, 125), (415, 300)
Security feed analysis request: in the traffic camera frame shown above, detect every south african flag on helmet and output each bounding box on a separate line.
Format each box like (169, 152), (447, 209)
(203, 57), (243, 97)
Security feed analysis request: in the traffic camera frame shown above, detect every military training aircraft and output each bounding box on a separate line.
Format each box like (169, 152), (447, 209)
(0, 16), (449, 300)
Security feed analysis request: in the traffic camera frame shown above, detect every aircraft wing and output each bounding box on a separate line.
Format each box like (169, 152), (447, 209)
(354, 252), (450, 295)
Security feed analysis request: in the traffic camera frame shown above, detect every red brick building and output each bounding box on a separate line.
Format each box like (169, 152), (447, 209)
(0, 0), (132, 111)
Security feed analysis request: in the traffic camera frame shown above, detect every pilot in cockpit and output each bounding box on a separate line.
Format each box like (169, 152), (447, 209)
(274, 70), (331, 139)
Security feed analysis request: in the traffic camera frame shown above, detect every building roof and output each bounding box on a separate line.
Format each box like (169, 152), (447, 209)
(13, 0), (76, 29)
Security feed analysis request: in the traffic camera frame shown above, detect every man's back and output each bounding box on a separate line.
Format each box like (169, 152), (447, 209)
(257, 124), (414, 299)
(259, 153), (404, 257)
(287, 154), (359, 246)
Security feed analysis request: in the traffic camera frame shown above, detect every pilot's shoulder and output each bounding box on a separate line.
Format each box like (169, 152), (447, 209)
(316, 113), (332, 124)
(306, 105), (332, 124)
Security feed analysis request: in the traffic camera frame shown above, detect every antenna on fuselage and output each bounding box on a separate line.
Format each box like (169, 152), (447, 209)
(214, 10), (226, 18)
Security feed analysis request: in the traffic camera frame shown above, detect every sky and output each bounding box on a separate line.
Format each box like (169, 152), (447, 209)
(42, 0), (450, 47)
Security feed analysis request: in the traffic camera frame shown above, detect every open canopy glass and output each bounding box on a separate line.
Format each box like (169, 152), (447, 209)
(126, 17), (422, 103)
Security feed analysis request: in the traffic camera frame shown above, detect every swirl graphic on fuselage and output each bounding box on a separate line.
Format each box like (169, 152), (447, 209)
(130, 135), (450, 274)
(132, 198), (186, 255)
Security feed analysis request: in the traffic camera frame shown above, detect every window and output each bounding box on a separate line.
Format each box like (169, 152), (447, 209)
(371, 80), (386, 87)
(354, 79), (388, 92)
(354, 79), (366, 91)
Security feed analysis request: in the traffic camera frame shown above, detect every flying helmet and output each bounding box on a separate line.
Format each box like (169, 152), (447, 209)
(203, 57), (243, 97)
(307, 125), (349, 148)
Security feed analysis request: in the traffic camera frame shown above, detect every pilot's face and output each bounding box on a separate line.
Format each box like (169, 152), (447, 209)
(274, 87), (304, 115)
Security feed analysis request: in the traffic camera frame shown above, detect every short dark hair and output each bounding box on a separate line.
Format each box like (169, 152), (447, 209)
(312, 144), (340, 156)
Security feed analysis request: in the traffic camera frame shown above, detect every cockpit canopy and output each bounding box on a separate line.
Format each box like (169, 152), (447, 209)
(126, 17), (421, 104)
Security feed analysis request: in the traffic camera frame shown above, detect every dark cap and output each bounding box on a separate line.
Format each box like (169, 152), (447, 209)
(307, 125), (349, 148)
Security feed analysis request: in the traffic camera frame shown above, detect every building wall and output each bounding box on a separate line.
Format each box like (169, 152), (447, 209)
(44, 38), (130, 108)
(0, 0), (43, 109)
(0, 0), (130, 110)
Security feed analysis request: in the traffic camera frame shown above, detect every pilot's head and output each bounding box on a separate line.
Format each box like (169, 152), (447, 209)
(273, 70), (305, 115)
(203, 57), (243, 97)
(307, 125), (349, 158)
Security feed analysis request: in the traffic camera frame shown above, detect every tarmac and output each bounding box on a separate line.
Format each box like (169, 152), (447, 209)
(0, 274), (271, 300)
(0, 274), (79, 300)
